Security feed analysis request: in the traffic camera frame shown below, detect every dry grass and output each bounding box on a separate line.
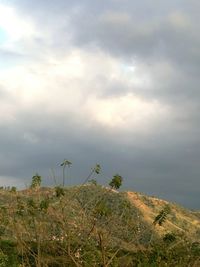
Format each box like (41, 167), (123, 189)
(127, 191), (200, 240)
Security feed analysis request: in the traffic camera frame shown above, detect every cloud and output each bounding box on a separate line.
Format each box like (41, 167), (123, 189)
(0, 175), (25, 188)
(0, 0), (199, 209)
(0, 3), (37, 51)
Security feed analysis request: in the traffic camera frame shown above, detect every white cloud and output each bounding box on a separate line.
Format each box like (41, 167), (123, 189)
(168, 12), (191, 30)
(0, 46), (170, 134)
(0, 3), (36, 49)
(85, 93), (169, 131)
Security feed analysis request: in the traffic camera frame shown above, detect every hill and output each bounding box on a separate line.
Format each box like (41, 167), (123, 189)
(0, 184), (199, 266)
(127, 191), (200, 241)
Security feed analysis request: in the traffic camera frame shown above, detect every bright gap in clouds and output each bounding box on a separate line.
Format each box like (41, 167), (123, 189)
(0, 27), (7, 43)
(0, 3), (36, 47)
(86, 93), (169, 131)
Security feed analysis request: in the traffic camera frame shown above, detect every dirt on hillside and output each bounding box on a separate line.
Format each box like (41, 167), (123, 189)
(126, 191), (200, 240)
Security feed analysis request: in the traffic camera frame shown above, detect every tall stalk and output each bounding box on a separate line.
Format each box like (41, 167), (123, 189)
(60, 159), (72, 187)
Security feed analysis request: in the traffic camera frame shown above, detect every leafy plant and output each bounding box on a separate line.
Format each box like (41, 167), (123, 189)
(163, 232), (176, 243)
(55, 186), (65, 197)
(30, 173), (42, 190)
(81, 164), (101, 185)
(0, 250), (8, 267)
(109, 174), (123, 190)
(153, 204), (171, 226)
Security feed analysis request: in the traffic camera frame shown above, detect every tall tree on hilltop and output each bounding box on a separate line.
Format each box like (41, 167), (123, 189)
(60, 159), (72, 187)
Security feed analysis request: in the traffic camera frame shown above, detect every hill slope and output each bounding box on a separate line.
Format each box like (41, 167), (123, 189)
(127, 191), (200, 241)
(0, 185), (199, 266)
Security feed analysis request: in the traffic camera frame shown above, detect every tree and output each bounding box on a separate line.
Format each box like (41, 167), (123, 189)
(60, 159), (72, 187)
(82, 164), (101, 185)
(109, 174), (123, 190)
(153, 205), (171, 226)
(30, 173), (42, 190)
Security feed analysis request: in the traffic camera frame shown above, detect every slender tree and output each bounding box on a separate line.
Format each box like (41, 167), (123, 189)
(82, 164), (101, 185)
(60, 159), (72, 187)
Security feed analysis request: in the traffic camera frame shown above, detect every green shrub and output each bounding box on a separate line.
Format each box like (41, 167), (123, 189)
(30, 173), (42, 189)
(55, 186), (65, 197)
(109, 174), (123, 189)
(0, 250), (8, 267)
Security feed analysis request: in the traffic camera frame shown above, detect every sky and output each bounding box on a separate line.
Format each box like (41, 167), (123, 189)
(0, 0), (199, 209)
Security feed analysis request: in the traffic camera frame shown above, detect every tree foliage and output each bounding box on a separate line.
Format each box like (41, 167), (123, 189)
(109, 174), (123, 189)
(30, 173), (42, 189)
(153, 204), (171, 226)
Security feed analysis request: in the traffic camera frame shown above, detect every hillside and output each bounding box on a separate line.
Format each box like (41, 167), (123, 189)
(0, 184), (199, 266)
(127, 191), (200, 241)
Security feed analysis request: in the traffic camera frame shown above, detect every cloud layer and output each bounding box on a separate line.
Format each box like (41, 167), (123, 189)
(0, 0), (200, 208)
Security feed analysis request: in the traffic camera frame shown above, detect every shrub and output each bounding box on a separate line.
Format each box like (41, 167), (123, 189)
(55, 186), (65, 197)
(0, 250), (8, 267)
(109, 174), (123, 189)
(30, 173), (42, 189)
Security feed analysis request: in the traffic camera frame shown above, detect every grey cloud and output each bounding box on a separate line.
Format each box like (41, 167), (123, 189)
(1, 102), (199, 209)
(71, 9), (198, 64)
(63, 2), (200, 109)
(1, 0), (200, 209)
(12, 1), (200, 71)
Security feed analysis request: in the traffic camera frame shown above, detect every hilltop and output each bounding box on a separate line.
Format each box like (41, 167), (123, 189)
(0, 184), (199, 266)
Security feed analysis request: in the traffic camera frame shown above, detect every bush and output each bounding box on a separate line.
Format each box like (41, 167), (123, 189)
(0, 250), (8, 267)
(55, 186), (65, 197)
(30, 173), (42, 189)
(109, 174), (123, 189)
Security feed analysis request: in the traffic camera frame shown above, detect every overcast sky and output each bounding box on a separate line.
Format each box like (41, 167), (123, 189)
(0, 0), (200, 209)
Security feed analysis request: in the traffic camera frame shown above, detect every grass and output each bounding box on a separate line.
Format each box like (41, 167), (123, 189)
(0, 183), (199, 266)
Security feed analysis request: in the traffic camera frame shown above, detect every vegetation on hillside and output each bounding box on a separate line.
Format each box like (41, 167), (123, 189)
(0, 162), (199, 266)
